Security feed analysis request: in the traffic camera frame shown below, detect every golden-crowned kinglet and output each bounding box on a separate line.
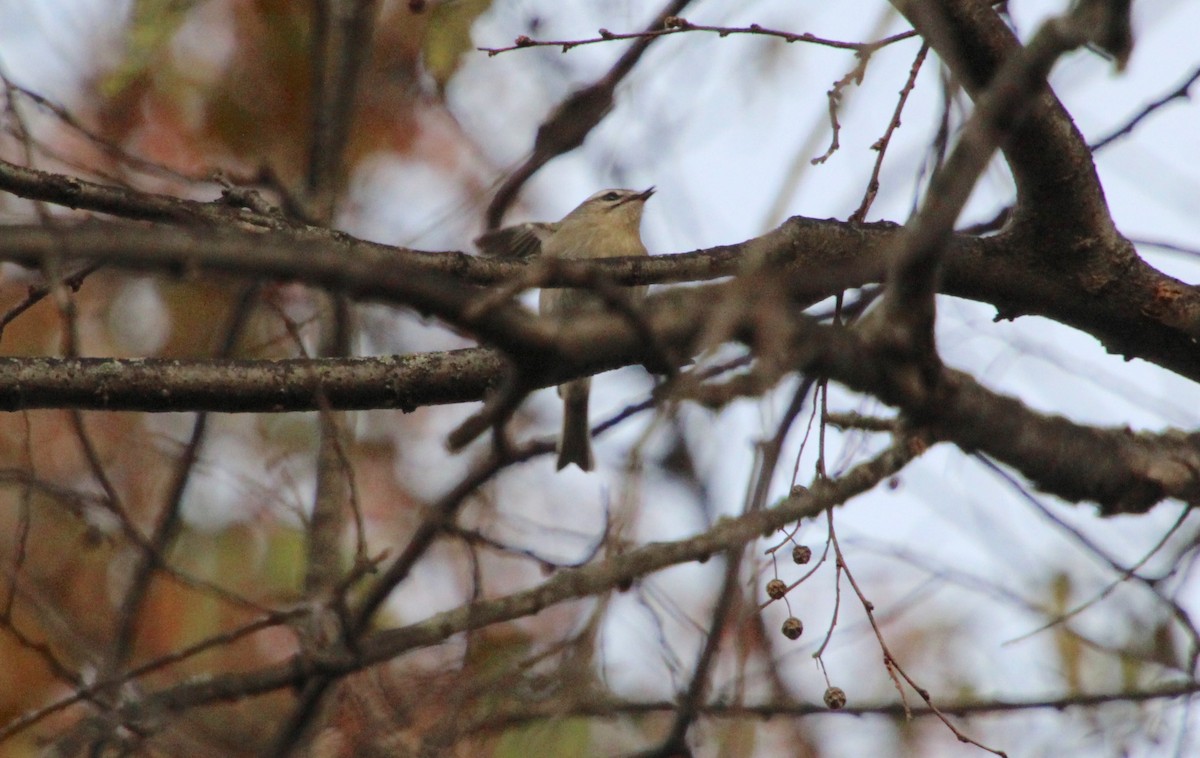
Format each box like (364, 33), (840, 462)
(476, 187), (654, 470)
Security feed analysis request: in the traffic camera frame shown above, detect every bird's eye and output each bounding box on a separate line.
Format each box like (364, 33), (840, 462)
(601, 192), (621, 202)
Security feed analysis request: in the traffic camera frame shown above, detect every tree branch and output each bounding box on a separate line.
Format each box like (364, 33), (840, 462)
(891, 0), (1117, 241)
(0, 351), (506, 412)
(1, 218), (1198, 383)
(484, 0), (695, 229)
(91, 442), (917, 724)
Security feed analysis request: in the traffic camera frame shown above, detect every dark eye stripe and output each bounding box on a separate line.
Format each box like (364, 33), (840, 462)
(602, 192), (621, 201)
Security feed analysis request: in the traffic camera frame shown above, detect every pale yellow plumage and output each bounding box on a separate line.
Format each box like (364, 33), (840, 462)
(479, 188), (653, 470)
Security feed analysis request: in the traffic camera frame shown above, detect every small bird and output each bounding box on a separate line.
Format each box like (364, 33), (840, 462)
(476, 188), (654, 471)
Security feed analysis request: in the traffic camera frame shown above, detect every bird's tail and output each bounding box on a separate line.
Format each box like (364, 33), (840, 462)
(557, 379), (593, 471)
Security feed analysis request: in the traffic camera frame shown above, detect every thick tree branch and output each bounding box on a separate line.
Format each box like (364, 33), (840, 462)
(0, 224), (559, 357)
(891, 0), (1118, 241)
(0, 351), (505, 412)
(791, 315), (1200, 514)
(870, 0), (1115, 394)
(1, 219), (1198, 383)
(0, 272), (1192, 513)
(0, 157), (277, 227)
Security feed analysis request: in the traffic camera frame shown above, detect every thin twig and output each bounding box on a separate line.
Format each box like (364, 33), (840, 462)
(851, 42), (931, 222)
(484, 0), (694, 229)
(1091, 63), (1200, 150)
(652, 380), (813, 755)
(981, 456), (1200, 670)
(0, 608), (305, 744)
(480, 18), (915, 57)
(826, 513), (1008, 756)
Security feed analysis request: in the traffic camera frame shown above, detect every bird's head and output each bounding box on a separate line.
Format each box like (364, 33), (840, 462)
(561, 187), (655, 229)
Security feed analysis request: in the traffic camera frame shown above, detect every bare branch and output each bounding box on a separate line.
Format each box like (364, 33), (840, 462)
(1091, 62), (1200, 150)
(479, 18), (916, 57)
(87, 443), (916, 723)
(484, 0), (695, 229)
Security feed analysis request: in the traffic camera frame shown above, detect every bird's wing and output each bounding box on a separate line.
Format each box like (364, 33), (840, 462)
(474, 222), (556, 259)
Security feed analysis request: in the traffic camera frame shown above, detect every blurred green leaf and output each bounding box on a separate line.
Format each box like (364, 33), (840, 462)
(1150, 617), (1181, 670)
(1048, 571), (1084, 693)
(423, 0), (493, 87)
(495, 717), (591, 758)
(103, 0), (198, 97)
(261, 526), (307, 594)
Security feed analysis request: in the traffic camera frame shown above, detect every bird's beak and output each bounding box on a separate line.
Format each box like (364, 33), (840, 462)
(614, 187), (655, 207)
